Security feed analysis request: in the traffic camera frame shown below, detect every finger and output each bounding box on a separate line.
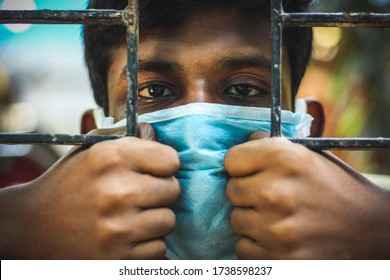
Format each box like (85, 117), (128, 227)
(88, 122), (156, 141)
(129, 208), (176, 242)
(226, 172), (297, 211)
(236, 237), (269, 260)
(247, 130), (270, 141)
(230, 207), (288, 247)
(125, 239), (167, 260)
(224, 137), (300, 177)
(97, 208), (174, 259)
(87, 137), (180, 177)
(134, 175), (181, 208)
(119, 137), (180, 176)
(88, 126), (126, 136)
(100, 174), (181, 212)
(138, 122), (156, 141)
(226, 174), (267, 207)
(231, 207), (262, 238)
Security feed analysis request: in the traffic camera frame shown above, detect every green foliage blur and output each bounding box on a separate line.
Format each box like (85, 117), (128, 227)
(314, 0), (390, 174)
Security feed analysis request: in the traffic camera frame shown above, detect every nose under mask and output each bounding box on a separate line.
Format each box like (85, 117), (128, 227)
(110, 103), (313, 260)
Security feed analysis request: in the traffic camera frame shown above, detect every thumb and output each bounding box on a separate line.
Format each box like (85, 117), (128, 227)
(138, 122), (156, 141)
(247, 130), (271, 141)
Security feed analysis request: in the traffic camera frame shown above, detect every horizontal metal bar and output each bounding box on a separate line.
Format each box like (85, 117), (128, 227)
(281, 12), (390, 28)
(1, 134), (390, 150)
(0, 10), (127, 25)
(291, 138), (390, 150)
(1, 10), (389, 27)
(0, 133), (121, 146)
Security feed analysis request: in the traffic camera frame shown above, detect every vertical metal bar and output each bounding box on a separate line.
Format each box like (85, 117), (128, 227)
(124, 0), (139, 136)
(270, 0), (283, 137)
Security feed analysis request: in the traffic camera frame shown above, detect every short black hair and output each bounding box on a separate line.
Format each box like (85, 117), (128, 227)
(83, 0), (313, 114)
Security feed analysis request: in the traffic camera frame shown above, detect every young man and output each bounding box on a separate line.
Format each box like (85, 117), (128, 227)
(1, 0), (390, 259)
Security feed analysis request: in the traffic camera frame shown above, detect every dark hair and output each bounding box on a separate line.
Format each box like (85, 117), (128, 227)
(83, 0), (313, 114)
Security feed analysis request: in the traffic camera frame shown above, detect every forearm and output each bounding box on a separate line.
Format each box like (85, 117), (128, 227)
(0, 182), (38, 259)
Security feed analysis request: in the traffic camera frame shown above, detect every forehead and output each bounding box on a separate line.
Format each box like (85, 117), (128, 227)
(139, 8), (271, 59)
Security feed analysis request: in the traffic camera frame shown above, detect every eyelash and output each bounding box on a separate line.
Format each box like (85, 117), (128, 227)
(138, 82), (176, 99)
(223, 84), (268, 97)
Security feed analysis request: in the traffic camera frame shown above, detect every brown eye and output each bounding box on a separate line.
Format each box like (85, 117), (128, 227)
(139, 84), (175, 98)
(224, 84), (265, 96)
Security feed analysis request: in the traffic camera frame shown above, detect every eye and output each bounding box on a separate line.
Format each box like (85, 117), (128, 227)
(138, 83), (176, 99)
(224, 84), (266, 97)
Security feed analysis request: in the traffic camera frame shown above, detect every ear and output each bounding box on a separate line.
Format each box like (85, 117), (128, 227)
(80, 109), (97, 134)
(304, 98), (325, 137)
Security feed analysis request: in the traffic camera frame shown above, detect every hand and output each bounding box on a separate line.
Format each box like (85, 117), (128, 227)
(0, 123), (180, 259)
(224, 133), (390, 259)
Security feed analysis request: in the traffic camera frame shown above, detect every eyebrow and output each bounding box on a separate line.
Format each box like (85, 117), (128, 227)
(120, 60), (184, 80)
(214, 55), (271, 72)
(119, 55), (271, 81)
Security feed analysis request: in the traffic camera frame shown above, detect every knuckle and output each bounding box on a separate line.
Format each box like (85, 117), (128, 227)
(97, 219), (127, 245)
(96, 182), (139, 215)
(263, 182), (297, 212)
(262, 183), (297, 211)
(269, 221), (298, 249)
(98, 191), (123, 214)
(270, 144), (308, 176)
(86, 142), (126, 173)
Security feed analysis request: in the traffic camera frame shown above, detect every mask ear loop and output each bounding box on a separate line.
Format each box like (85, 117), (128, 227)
(292, 99), (314, 138)
(295, 98), (325, 137)
(294, 98), (308, 114)
(92, 107), (114, 129)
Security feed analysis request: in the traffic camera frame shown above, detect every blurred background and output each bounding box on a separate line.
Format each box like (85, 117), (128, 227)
(0, 0), (390, 187)
(298, 0), (390, 175)
(0, 0), (92, 186)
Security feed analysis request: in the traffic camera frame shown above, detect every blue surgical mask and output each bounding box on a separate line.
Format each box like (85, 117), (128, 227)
(112, 103), (313, 260)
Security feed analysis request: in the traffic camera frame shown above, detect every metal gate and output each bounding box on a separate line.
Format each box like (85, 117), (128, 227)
(0, 0), (390, 151)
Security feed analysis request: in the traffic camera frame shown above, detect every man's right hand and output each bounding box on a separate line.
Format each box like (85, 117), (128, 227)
(0, 124), (181, 259)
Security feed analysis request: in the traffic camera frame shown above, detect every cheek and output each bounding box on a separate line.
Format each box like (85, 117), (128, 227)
(107, 72), (130, 120)
(107, 44), (129, 118)
(107, 80), (127, 120)
(113, 104), (127, 121)
(281, 57), (293, 111)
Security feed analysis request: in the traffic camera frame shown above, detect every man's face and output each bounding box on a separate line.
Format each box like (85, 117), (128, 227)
(107, 8), (292, 120)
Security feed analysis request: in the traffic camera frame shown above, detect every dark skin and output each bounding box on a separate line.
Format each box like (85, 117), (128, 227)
(1, 8), (390, 259)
